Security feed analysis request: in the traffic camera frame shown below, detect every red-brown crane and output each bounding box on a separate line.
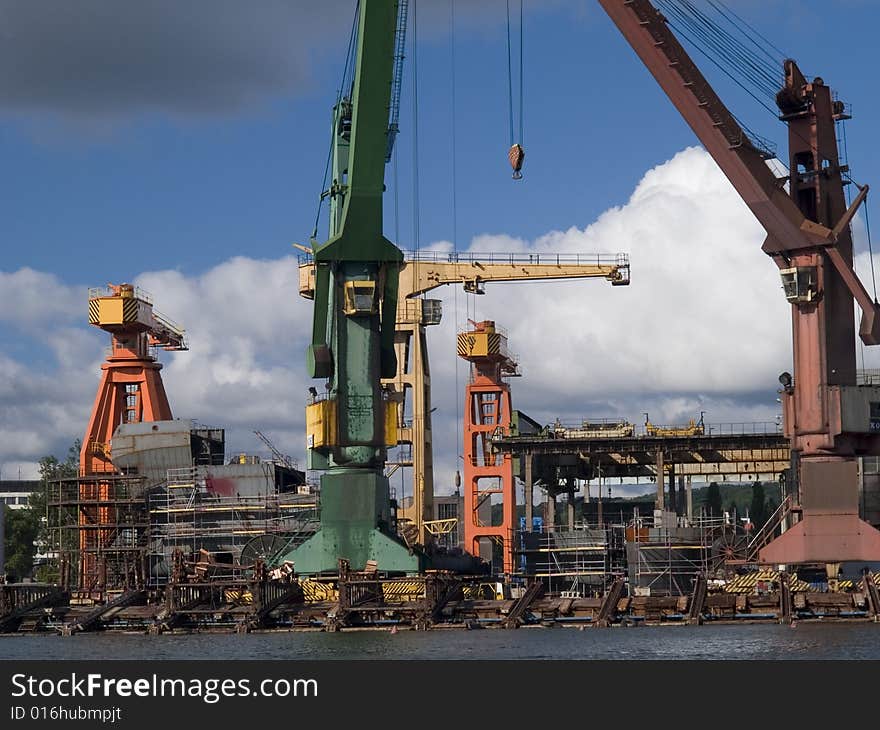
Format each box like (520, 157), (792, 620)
(599, 0), (880, 565)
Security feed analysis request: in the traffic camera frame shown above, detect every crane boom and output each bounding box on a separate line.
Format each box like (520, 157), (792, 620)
(253, 430), (293, 469)
(597, 0), (828, 251)
(299, 251), (629, 300)
(598, 0), (880, 343)
(398, 252), (629, 297)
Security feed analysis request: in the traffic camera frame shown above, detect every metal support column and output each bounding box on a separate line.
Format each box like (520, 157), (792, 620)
(524, 452), (533, 531)
(655, 451), (665, 511)
(0, 503), (5, 579)
(545, 491), (555, 532)
(686, 476), (693, 521)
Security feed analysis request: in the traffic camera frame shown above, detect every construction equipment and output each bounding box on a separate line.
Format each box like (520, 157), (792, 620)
(253, 430), (294, 469)
(551, 419), (635, 439)
(301, 252), (629, 545)
(644, 414), (704, 438)
(458, 319), (520, 573)
(81, 283), (187, 474)
(79, 283), (187, 591)
(600, 0), (880, 564)
(282, 0), (418, 575)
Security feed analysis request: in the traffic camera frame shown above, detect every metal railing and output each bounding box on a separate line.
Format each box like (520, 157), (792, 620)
(702, 421), (783, 436)
(297, 250), (629, 268)
(746, 495), (793, 562)
(494, 419), (784, 441)
(88, 285), (153, 303)
(404, 250), (629, 267)
(857, 369), (880, 385)
(152, 309), (186, 339)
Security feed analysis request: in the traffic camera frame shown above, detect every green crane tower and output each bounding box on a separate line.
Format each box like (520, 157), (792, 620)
(284, 0), (420, 575)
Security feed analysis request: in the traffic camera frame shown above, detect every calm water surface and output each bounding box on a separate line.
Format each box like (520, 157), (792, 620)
(1, 623), (879, 660)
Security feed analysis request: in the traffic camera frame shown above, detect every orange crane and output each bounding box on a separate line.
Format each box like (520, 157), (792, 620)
(80, 283), (187, 473)
(78, 283), (187, 590)
(300, 250), (629, 544)
(457, 319), (520, 574)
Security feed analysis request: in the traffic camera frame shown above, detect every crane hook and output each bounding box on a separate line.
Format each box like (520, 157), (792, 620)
(508, 143), (525, 180)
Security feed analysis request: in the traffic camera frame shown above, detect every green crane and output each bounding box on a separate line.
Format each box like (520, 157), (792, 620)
(283, 0), (419, 575)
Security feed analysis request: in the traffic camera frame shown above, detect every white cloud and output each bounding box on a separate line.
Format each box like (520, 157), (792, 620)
(0, 268), (83, 329)
(3, 146), (878, 495)
(429, 147), (788, 408)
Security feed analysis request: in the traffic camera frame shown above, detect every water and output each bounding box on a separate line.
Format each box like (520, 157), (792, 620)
(1, 623), (879, 660)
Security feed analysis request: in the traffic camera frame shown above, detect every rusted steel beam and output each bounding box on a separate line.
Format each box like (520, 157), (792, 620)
(687, 574), (707, 625)
(0, 586), (67, 633)
(597, 0), (831, 251)
(595, 577), (626, 628)
(60, 588), (145, 635)
(503, 581), (543, 629)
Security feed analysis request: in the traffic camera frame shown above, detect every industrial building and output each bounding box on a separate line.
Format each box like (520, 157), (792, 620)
(0, 481), (38, 510)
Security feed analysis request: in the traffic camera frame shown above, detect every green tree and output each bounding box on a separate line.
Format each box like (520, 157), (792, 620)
(706, 482), (722, 517)
(750, 482), (767, 530)
(3, 508), (41, 580)
(3, 441), (79, 582)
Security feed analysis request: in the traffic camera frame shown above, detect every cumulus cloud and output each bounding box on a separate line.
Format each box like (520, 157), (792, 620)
(418, 147), (794, 491)
(428, 148), (787, 409)
(134, 256), (312, 458)
(2, 147), (877, 491)
(0, 268), (84, 329)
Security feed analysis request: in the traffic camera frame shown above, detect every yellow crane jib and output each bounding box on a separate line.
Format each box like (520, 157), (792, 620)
(297, 251), (631, 300)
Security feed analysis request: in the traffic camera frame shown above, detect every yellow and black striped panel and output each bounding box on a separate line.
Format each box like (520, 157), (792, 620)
(224, 588), (253, 605)
(724, 570), (814, 594)
(457, 331), (502, 358)
(297, 579), (338, 603)
(122, 297), (140, 322)
(90, 296), (143, 326)
(461, 582), (502, 600)
(380, 581), (425, 602)
(88, 298), (101, 324)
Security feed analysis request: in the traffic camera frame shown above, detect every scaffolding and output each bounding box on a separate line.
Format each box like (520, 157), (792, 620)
(48, 474), (150, 600)
(624, 516), (731, 597)
(146, 467), (318, 587)
(48, 464), (318, 599)
(514, 524), (624, 596)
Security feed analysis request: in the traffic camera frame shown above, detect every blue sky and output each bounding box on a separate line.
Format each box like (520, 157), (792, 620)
(3, 0), (880, 490)
(5, 0), (879, 281)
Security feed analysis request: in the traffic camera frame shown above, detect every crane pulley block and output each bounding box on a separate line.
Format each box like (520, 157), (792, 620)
(508, 143), (525, 179)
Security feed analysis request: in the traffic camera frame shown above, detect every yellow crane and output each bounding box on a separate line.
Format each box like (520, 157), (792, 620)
(298, 249), (629, 544)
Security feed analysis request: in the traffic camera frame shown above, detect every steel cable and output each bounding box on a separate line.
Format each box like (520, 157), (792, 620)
(312, 3), (360, 241)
